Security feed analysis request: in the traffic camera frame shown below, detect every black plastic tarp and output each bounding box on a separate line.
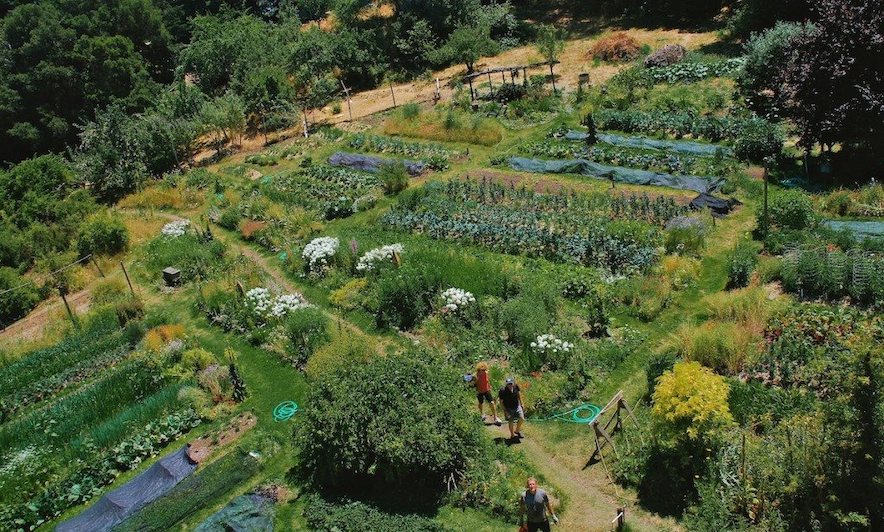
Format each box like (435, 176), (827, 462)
(507, 156), (722, 193)
(195, 493), (275, 532)
(563, 131), (733, 157)
(328, 152), (425, 176)
(56, 447), (197, 532)
(690, 193), (742, 217)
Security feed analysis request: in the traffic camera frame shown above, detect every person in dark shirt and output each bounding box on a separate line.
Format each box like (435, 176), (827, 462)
(519, 477), (558, 532)
(498, 377), (524, 439)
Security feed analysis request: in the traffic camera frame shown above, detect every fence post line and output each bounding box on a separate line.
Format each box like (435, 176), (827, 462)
(90, 255), (105, 278)
(120, 262), (135, 296)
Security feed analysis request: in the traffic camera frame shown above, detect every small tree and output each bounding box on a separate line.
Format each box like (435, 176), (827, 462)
(582, 113), (598, 145)
(536, 24), (567, 94)
(430, 24), (498, 73)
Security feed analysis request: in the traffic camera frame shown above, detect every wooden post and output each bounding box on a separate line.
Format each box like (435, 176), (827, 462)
(340, 80), (353, 122)
(434, 78), (441, 104)
(762, 163), (769, 239)
(501, 71), (506, 84)
(549, 62), (557, 94)
(120, 261), (135, 296)
(302, 109), (309, 138)
(487, 72), (494, 98)
(522, 67), (528, 86)
(467, 77), (474, 101)
(389, 82), (397, 107)
(90, 255), (105, 278)
(58, 287), (78, 329)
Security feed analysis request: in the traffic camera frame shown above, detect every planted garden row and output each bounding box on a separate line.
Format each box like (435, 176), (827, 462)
(383, 181), (667, 273)
(261, 165), (380, 220)
(594, 109), (782, 161)
(349, 133), (461, 171)
(0, 408), (199, 530)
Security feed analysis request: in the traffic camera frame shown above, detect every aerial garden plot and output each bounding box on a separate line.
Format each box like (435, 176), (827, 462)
(1, 1), (883, 531)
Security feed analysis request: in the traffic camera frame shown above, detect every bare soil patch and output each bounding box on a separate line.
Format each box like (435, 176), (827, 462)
(187, 412), (257, 464)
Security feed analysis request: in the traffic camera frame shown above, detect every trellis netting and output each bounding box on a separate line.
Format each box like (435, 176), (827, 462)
(328, 152), (425, 176)
(195, 493), (275, 532)
(507, 156), (723, 193)
(56, 446), (196, 532)
(562, 131), (733, 157)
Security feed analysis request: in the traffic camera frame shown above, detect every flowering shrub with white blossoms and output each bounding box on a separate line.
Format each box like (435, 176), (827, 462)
(247, 287), (310, 319)
(530, 334), (574, 357)
(302, 236), (339, 273)
(356, 243), (403, 272)
(440, 287), (476, 313)
(161, 219), (190, 237)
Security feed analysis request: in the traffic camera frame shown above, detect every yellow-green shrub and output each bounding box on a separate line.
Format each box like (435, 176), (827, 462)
(653, 361), (734, 441)
(305, 332), (373, 378)
(329, 278), (369, 310)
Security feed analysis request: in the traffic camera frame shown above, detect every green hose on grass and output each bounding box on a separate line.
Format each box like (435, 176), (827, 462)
(273, 401), (299, 421)
(530, 403), (602, 424)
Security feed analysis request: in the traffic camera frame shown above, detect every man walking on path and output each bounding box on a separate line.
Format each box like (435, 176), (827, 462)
(474, 362), (502, 425)
(498, 377), (525, 439)
(519, 477), (558, 532)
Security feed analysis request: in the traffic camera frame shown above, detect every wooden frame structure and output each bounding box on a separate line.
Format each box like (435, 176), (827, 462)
(461, 60), (560, 101)
(586, 390), (643, 487)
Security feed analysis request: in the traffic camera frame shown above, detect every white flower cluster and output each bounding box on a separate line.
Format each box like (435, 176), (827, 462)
(161, 219), (190, 237)
(440, 287), (476, 312)
(356, 243), (403, 272)
(271, 293), (311, 317)
(247, 287), (310, 318)
(302, 236), (339, 271)
(530, 334), (574, 355)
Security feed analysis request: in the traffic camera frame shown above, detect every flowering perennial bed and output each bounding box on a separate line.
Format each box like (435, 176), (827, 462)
(356, 243), (404, 272)
(161, 219), (190, 238)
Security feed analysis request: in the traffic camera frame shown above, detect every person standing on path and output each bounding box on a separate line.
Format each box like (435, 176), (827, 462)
(519, 477), (558, 532)
(474, 362), (502, 425)
(498, 377), (525, 439)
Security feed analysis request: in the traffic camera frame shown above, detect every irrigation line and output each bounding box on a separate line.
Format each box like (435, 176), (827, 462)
(0, 254), (94, 296)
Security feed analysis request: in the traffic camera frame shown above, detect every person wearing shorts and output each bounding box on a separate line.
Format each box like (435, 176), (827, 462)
(474, 362), (502, 425)
(498, 377), (525, 439)
(519, 477), (558, 532)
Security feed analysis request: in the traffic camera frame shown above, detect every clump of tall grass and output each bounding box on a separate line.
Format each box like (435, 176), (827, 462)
(383, 107), (503, 146)
(663, 320), (763, 375)
(700, 286), (786, 336)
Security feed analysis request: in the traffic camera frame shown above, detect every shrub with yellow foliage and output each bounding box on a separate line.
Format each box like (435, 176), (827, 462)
(652, 361), (734, 442)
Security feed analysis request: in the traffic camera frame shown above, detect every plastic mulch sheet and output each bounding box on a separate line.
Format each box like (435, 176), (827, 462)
(690, 193), (742, 217)
(195, 493), (275, 532)
(822, 220), (884, 240)
(563, 131), (733, 157)
(328, 152), (425, 176)
(507, 156), (723, 193)
(56, 447), (197, 532)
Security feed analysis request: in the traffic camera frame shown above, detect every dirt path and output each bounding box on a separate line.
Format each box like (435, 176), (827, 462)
(0, 288), (91, 344)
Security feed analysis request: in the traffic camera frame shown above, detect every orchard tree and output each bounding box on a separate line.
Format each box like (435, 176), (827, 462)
(535, 24), (566, 93)
(430, 24), (498, 73)
(201, 92), (247, 152)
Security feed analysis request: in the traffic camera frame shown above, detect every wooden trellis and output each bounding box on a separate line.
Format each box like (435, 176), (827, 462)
(586, 390), (643, 489)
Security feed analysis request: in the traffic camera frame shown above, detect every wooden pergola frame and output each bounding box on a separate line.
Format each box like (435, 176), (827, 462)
(461, 60), (560, 101)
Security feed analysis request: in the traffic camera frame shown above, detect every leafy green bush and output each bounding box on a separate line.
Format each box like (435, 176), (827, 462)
(77, 212), (129, 257)
(0, 266), (40, 324)
(284, 308), (330, 366)
(302, 494), (444, 531)
(733, 118), (783, 162)
(295, 352), (484, 501)
(373, 265), (441, 330)
(726, 240), (758, 289)
(379, 161), (409, 195)
(401, 102), (421, 119)
(766, 190), (816, 230)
